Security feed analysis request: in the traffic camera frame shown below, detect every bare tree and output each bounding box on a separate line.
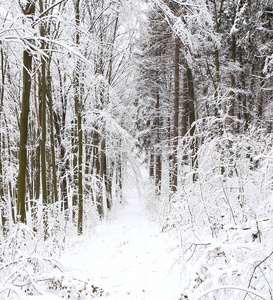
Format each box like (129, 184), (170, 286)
(17, 0), (36, 224)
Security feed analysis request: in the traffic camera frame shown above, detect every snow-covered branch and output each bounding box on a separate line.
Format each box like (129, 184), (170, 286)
(194, 285), (267, 300)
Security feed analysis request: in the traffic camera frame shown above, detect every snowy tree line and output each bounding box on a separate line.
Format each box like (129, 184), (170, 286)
(137, 0), (273, 225)
(137, 0), (273, 298)
(0, 0), (139, 238)
(138, 0), (273, 196)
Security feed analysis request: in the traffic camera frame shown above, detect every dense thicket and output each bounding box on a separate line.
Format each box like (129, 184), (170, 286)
(0, 0), (137, 239)
(137, 0), (273, 221)
(137, 0), (273, 298)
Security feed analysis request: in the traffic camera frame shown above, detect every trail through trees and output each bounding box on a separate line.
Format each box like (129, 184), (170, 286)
(0, 0), (272, 298)
(59, 168), (182, 300)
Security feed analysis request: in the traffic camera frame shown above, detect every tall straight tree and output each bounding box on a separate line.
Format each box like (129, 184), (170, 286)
(155, 88), (161, 193)
(17, 0), (36, 224)
(172, 36), (180, 193)
(55, 61), (69, 212)
(186, 61), (197, 181)
(47, 66), (58, 204)
(0, 44), (6, 234)
(39, 0), (48, 238)
(73, 0), (83, 234)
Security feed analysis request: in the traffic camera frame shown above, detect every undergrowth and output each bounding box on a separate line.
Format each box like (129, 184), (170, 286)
(0, 224), (106, 299)
(149, 130), (273, 300)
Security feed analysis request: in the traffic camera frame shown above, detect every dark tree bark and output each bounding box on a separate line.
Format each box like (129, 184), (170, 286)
(39, 0), (48, 239)
(0, 44), (7, 234)
(238, 46), (248, 131)
(32, 73), (41, 232)
(181, 59), (188, 138)
(52, 62), (69, 214)
(47, 69), (58, 204)
(92, 128), (103, 217)
(155, 89), (161, 193)
(149, 151), (154, 178)
(211, 0), (224, 121)
(181, 58), (188, 165)
(172, 36), (180, 193)
(73, 0), (83, 234)
(228, 34), (236, 132)
(17, 0), (35, 223)
(100, 135), (110, 210)
(186, 63), (198, 182)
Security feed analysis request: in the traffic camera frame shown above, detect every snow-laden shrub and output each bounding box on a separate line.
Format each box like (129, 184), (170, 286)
(0, 224), (60, 298)
(0, 224), (106, 299)
(150, 122), (273, 299)
(161, 126), (273, 236)
(179, 216), (273, 299)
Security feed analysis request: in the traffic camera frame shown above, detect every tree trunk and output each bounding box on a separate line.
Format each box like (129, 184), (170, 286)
(149, 151), (154, 178)
(73, 0), (83, 234)
(181, 58), (188, 164)
(117, 152), (123, 203)
(0, 44), (7, 234)
(55, 63), (69, 212)
(228, 34), (236, 132)
(0, 155), (5, 235)
(39, 0), (48, 239)
(100, 135), (110, 210)
(181, 60), (188, 138)
(172, 36), (180, 193)
(32, 74), (40, 232)
(212, 0), (224, 119)
(238, 46), (248, 131)
(155, 89), (161, 193)
(17, 51), (34, 224)
(54, 109), (69, 213)
(77, 96), (83, 234)
(85, 140), (92, 199)
(186, 63), (197, 182)
(257, 62), (265, 125)
(47, 70), (58, 204)
(93, 128), (103, 217)
(71, 118), (78, 220)
(17, 1), (35, 224)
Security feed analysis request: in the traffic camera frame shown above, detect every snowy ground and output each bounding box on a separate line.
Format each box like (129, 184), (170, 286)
(2, 163), (271, 299)
(0, 164), (185, 300)
(57, 183), (182, 300)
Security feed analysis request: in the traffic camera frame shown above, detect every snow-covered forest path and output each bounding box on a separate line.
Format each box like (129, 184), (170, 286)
(60, 170), (182, 300)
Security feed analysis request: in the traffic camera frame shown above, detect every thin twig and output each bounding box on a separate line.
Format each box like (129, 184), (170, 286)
(221, 179), (237, 225)
(195, 285), (266, 300)
(248, 251), (273, 288)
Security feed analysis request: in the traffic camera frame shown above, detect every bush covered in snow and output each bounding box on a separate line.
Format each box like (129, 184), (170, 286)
(149, 126), (273, 300)
(0, 224), (106, 299)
